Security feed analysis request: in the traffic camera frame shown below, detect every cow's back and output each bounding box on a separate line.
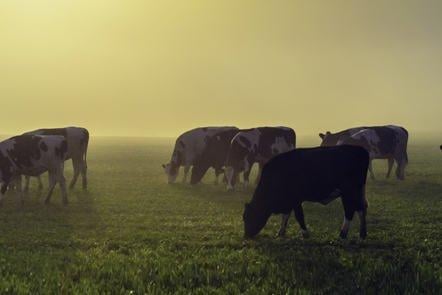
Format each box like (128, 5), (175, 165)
(258, 145), (369, 210)
(173, 127), (238, 165)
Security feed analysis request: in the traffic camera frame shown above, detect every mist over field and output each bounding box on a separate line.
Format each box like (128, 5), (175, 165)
(1, 0), (442, 137)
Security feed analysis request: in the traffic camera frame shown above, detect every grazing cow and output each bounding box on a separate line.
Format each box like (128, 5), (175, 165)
(225, 127), (296, 191)
(319, 125), (408, 180)
(23, 127), (89, 190)
(163, 127), (239, 184)
(0, 135), (68, 205)
(190, 128), (240, 185)
(243, 145), (369, 239)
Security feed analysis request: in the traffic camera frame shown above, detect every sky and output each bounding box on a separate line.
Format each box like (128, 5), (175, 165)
(1, 0), (441, 137)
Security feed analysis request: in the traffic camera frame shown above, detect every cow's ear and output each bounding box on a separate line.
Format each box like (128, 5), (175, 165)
(319, 133), (325, 139)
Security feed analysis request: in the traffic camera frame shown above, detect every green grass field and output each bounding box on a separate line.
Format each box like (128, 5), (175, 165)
(0, 136), (440, 294)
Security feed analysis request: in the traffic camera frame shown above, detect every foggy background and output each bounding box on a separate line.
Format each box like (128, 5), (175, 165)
(1, 0), (441, 137)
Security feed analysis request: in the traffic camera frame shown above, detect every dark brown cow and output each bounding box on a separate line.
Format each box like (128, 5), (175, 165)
(243, 145), (369, 239)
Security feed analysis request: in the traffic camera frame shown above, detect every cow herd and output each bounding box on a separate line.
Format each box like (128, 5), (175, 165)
(0, 124), (410, 240)
(163, 125), (409, 239)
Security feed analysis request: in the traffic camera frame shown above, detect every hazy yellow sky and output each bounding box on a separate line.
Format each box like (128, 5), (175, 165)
(1, 0), (441, 137)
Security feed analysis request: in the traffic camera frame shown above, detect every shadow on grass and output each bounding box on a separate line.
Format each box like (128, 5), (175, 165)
(0, 180), (103, 293)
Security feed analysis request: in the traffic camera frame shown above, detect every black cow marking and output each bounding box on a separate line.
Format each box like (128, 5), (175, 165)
(7, 135), (43, 168)
(239, 136), (252, 148)
(40, 142), (48, 152)
(55, 140), (68, 159)
(190, 128), (240, 184)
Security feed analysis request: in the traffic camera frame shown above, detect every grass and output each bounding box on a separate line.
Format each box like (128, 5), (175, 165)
(0, 136), (440, 294)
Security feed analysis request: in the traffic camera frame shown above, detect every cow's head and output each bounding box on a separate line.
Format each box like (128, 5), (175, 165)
(162, 163), (179, 184)
(319, 131), (338, 146)
(243, 202), (271, 238)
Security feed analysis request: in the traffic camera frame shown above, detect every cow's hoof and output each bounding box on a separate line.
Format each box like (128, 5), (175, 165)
(276, 231), (286, 238)
(339, 231), (348, 239)
(301, 230), (310, 239)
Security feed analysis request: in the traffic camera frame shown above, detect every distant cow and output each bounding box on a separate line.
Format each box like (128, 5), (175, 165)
(23, 127), (89, 190)
(163, 127), (239, 184)
(319, 125), (408, 180)
(0, 135), (69, 205)
(190, 128), (240, 185)
(243, 145), (369, 239)
(225, 127), (296, 191)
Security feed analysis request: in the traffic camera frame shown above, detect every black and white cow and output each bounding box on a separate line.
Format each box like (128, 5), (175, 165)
(319, 125), (408, 180)
(225, 127), (296, 191)
(163, 127), (239, 184)
(190, 128), (240, 185)
(0, 135), (69, 206)
(243, 145), (369, 239)
(23, 127), (89, 190)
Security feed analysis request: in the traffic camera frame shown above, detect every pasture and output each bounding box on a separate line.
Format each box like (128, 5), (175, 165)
(0, 136), (440, 294)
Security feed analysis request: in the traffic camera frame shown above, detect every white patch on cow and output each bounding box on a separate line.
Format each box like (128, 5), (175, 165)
(356, 129), (381, 158)
(271, 136), (293, 155)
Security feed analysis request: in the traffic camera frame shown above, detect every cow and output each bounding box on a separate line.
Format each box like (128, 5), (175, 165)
(336, 127), (408, 180)
(319, 125), (408, 180)
(225, 127), (296, 191)
(162, 127), (239, 184)
(190, 128), (240, 185)
(0, 135), (69, 206)
(22, 127), (89, 190)
(243, 145), (369, 240)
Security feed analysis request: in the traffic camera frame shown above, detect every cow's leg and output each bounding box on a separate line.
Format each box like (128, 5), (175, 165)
(386, 158), (394, 178)
(80, 158), (88, 190)
(24, 176), (31, 192)
(243, 168), (251, 189)
(277, 212), (291, 237)
(368, 160), (375, 180)
(0, 183), (8, 206)
(395, 155), (406, 180)
(69, 159), (81, 189)
(182, 165), (190, 183)
(255, 163), (264, 185)
(14, 176), (24, 207)
(37, 175), (44, 190)
(44, 172), (57, 205)
(357, 210), (367, 239)
(57, 169), (68, 205)
(214, 167), (224, 185)
(294, 204), (309, 238)
(340, 197), (356, 239)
